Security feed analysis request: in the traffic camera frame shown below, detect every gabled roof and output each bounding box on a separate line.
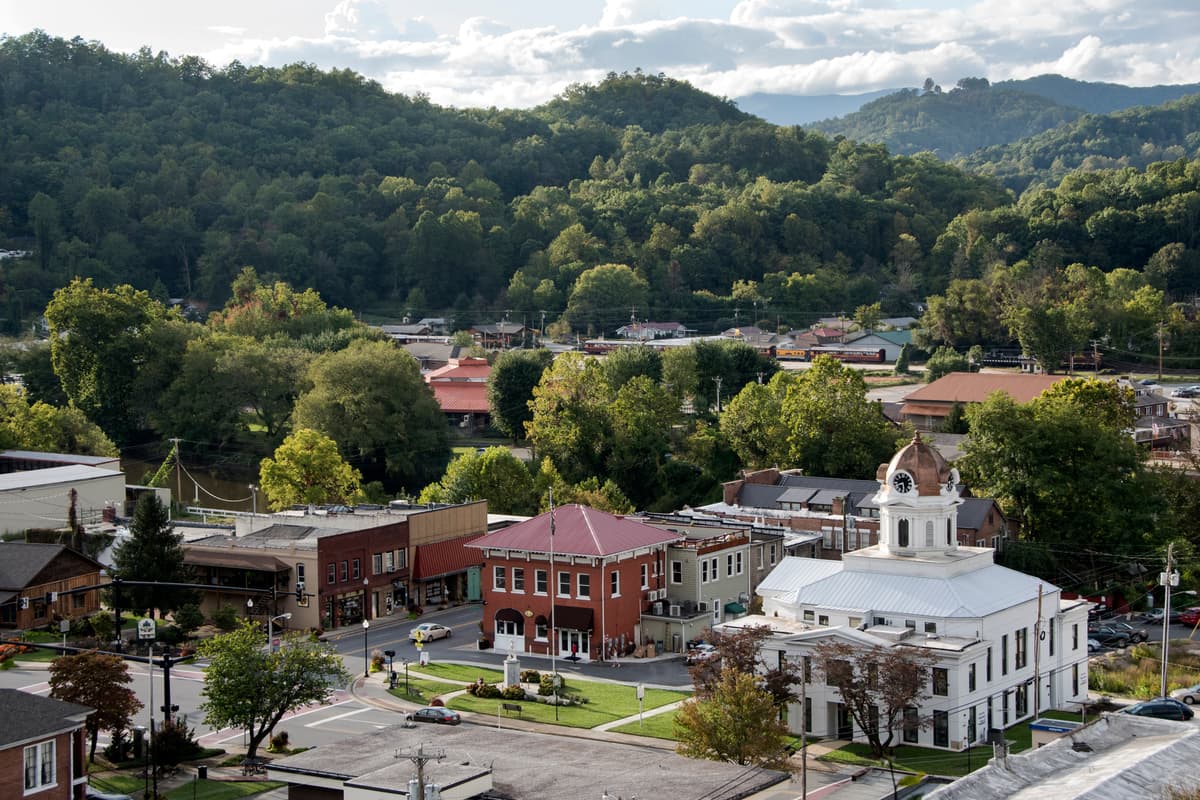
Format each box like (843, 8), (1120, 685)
(425, 358), (491, 382)
(0, 543), (102, 590)
(903, 372), (1065, 405)
(468, 505), (680, 557)
(848, 330), (913, 346)
(0, 689), (91, 748)
(0, 464), (122, 490)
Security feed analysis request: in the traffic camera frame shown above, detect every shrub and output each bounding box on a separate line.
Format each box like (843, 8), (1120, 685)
(152, 717), (201, 767)
(538, 673), (564, 696)
(467, 681), (502, 699)
(156, 624), (184, 645)
(269, 731), (290, 752)
(174, 604), (204, 634)
(519, 669), (541, 683)
(501, 685), (526, 700)
(212, 605), (239, 631)
(370, 649), (385, 672)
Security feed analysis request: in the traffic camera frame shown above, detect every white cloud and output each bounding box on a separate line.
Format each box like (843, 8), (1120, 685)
(190, 0), (1200, 108)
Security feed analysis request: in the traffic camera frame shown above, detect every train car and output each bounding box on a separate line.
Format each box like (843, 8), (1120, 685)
(776, 346), (809, 361)
(583, 339), (624, 355)
(806, 346), (887, 363)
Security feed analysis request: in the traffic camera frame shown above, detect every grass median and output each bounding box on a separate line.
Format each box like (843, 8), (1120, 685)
(447, 677), (689, 730)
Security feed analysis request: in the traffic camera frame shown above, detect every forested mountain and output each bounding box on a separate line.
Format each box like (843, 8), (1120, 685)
(0, 31), (1010, 332)
(810, 79), (1086, 157)
(811, 76), (1200, 160)
(996, 75), (1200, 115)
(957, 94), (1200, 194)
(734, 88), (899, 126)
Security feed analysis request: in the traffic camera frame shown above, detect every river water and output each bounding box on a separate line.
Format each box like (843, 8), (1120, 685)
(123, 457), (259, 513)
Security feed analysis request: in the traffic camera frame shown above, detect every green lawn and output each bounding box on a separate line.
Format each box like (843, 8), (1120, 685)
(413, 663), (505, 684)
(91, 769), (282, 799)
(819, 710), (1084, 777)
(387, 677), (463, 704)
(448, 678), (689, 730)
(608, 708), (680, 739)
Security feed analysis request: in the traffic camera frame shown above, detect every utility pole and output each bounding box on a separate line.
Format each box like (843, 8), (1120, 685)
(539, 310), (547, 345)
(169, 438), (182, 512)
(712, 376), (723, 413)
(800, 675), (807, 799)
(1162, 543), (1179, 697)
(396, 743), (444, 800)
(1033, 584), (1043, 719)
(1158, 320), (1166, 381)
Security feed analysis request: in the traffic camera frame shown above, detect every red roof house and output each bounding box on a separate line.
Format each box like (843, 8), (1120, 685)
(468, 505), (680, 661)
(424, 357), (491, 424)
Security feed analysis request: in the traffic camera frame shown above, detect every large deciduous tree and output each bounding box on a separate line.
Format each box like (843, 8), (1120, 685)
(675, 666), (792, 768)
(419, 447), (537, 515)
(564, 263), (650, 336)
(45, 278), (171, 443)
(525, 353), (613, 483)
(259, 428), (364, 510)
(689, 625), (801, 707)
(487, 349), (553, 442)
(48, 652), (142, 761)
(814, 640), (938, 759)
(720, 372), (795, 470)
(960, 378), (1151, 564)
(291, 339), (449, 491)
(198, 621), (349, 759)
(781, 356), (909, 478)
(111, 493), (196, 617)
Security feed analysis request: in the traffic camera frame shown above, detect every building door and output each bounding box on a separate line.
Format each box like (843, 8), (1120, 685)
(833, 703), (853, 739)
(560, 629), (590, 662)
(466, 567), (482, 602)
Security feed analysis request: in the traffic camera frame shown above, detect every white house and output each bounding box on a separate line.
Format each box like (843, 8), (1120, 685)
(721, 434), (1091, 751)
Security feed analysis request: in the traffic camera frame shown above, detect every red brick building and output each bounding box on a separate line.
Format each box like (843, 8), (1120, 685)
(0, 689), (91, 799)
(469, 505), (680, 662)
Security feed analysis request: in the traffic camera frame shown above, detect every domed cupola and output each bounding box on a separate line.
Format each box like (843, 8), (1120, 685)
(873, 433), (962, 555)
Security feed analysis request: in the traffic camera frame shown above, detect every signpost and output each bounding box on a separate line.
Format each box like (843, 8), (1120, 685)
(636, 683), (645, 726)
(138, 617), (156, 641)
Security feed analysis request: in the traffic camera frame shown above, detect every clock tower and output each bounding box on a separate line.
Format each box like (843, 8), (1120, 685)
(873, 432), (962, 556)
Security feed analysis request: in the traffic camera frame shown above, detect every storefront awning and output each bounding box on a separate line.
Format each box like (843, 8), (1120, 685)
(412, 535), (484, 581)
(724, 601), (747, 615)
(184, 549), (290, 573)
(495, 608), (523, 624)
(554, 605), (594, 631)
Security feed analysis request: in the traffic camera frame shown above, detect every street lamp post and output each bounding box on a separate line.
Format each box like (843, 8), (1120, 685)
(403, 658), (411, 696)
(362, 619), (370, 678)
(249, 484), (258, 515)
(268, 612), (292, 653)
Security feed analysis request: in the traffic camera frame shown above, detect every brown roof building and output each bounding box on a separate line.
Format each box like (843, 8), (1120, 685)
(901, 372), (1065, 430)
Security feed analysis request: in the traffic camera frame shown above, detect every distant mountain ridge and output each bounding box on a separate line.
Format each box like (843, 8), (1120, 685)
(796, 75), (1200, 159)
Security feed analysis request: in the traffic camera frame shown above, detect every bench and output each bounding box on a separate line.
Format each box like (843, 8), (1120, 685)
(501, 702), (523, 716)
(241, 758), (268, 776)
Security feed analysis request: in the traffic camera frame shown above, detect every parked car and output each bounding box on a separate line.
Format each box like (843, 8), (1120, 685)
(410, 706), (461, 725)
(1103, 621), (1149, 643)
(409, 622), (453, 642)
(1179, 607), (1200, 627)
(1171, 386), (1200, 398)
(685, 642), (718, 665)
(1170, 683), (1200, 705)
(1141, 608), (1183, 624)
(1087, 638), (1102, 653)
(1121, 697), (1195, 721)
(1088, 627), (1130, 648)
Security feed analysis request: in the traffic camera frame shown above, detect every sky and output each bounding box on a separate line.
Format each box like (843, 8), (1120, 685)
(3, 0), (1199, 109)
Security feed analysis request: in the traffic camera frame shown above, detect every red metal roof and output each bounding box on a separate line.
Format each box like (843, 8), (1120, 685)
(904, 372), (1065, 405)
(412, 534), (485, 580)
(426, 358), (491, 382)
(468, 505), (681, 557)
(429, 382), (490, 413)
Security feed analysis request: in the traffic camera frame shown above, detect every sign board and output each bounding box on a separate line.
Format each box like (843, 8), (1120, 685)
(636, 683), (645, 700)
(59, 619), (70, 634)
(419, 650), (430, 666)
(137, 617), (156, 640)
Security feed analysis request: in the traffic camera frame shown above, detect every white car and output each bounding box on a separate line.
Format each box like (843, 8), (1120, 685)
(409, 622), (453, 642)
(1087, 638), (1102, 653)
(686, 643), (718, 665)
(1170, 683), (1200, 705)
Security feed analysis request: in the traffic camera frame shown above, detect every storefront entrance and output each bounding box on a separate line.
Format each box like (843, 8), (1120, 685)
(559, 629), (590, 662)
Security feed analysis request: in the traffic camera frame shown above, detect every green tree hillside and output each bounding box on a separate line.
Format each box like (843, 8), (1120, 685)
(811, 79), (1084, 157)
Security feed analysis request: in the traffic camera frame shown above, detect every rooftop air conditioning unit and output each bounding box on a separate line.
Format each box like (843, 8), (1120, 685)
(697, 601), (710, 613)
(738, 592), (750, 604)
(668, 604), (681, 617)
(652, 601), (664, 616)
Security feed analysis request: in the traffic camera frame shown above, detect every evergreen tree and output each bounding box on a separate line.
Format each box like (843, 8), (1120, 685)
(112, 494), (195, 617)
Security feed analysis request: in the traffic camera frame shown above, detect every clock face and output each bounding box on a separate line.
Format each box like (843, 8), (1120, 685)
(891, 472), (914, 494)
